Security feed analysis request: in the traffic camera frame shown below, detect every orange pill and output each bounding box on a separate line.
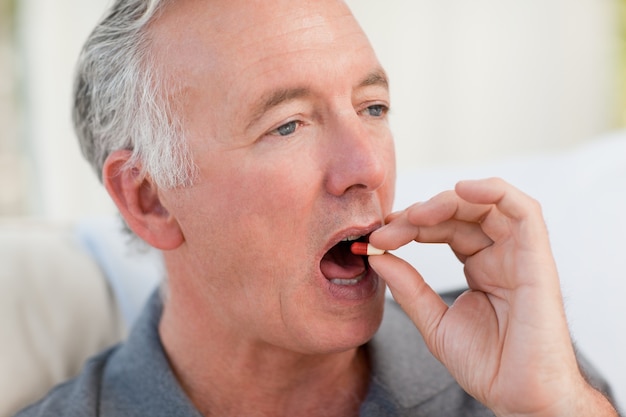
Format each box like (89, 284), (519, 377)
(350, 242), (385, 256)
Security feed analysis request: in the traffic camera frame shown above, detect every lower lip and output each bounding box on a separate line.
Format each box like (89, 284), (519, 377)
(324, 267), (381, 301)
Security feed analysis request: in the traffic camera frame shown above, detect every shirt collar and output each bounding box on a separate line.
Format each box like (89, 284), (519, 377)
(112, 290), (456, 415)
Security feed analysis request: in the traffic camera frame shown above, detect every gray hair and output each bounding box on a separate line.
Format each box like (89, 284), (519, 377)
(73, 0), (197, 189)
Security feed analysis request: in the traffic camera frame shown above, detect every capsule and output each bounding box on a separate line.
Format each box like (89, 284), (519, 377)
(350, 242), (385, 256)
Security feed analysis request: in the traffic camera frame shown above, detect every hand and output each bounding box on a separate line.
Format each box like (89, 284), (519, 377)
(368, 178), (618, 417)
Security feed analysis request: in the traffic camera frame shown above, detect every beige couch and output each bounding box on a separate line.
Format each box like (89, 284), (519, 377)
(0, 220), (124, 416)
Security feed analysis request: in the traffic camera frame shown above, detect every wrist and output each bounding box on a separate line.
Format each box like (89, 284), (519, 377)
(495, 380), (619, 417)
(564, 384), (619, 417)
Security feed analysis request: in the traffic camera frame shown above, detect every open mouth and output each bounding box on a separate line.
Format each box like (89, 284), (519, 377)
(320, 234), (371, 286)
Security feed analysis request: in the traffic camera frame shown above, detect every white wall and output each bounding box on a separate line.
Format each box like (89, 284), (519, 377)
(17, 0), (113, 219)
(18, 0), (620, 219)
(347, 0), (619, 172)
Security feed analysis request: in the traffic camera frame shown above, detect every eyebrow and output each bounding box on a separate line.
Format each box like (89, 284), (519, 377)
(246, 68), (389, 129)
(358, 69), (389, 90)
(246, 87), (311, 130)
(259, 87), (312, 118)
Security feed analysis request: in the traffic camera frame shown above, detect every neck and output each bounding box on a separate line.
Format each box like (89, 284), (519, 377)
(158, 292), (372, 417)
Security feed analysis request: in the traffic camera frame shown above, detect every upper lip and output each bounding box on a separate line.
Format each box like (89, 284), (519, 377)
(319, 221), (382, 259)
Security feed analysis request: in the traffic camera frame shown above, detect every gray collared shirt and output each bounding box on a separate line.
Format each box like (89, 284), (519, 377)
(15, 290), (611, 416)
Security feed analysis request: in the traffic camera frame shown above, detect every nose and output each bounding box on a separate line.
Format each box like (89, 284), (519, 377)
(323, 112), (391, 197)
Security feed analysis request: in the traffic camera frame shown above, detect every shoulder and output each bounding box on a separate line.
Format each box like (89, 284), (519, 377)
(15, 290), (203, 417)
(14, 346), (117, 417)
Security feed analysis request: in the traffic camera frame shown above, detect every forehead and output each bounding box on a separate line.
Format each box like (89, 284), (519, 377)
(147, 0), (384, 147)
(149, 0), (377, 86)
(152, 0), (355, 43)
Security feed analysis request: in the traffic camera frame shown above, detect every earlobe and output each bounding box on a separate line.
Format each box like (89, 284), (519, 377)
(103, 150), (184, 250)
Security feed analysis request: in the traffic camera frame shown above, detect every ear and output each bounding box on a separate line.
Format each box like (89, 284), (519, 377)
(103, 150), (184, 250)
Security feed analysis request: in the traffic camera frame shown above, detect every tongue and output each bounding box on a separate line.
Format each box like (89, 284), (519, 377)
(320, 244), (367, 280)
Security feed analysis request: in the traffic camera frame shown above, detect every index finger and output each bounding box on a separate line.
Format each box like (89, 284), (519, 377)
(370, 207), (493, 256)
(455, 178), (542, 222)
(405, 189), (491, 226)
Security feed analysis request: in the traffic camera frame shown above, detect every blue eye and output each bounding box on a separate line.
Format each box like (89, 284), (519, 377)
(365, 104), (388, 117)
(271, 121), (299, 136)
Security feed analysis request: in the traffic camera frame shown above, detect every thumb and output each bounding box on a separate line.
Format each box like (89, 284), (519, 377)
(369, 253), (448, 346)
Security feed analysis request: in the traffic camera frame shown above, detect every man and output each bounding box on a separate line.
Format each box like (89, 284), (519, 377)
(16, 0), (619, 416)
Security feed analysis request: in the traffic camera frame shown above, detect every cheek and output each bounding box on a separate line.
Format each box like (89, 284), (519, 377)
(179, 162), (323, 325)
(234, 159), (317, 228)
(175, 153), (320, 269)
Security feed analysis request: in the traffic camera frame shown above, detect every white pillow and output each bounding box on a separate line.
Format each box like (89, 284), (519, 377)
(74, 216), (164, 327)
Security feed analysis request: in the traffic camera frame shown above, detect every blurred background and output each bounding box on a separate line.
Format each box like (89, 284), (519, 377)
(0, 0), (623, 220)
(1, 0), (625, 410)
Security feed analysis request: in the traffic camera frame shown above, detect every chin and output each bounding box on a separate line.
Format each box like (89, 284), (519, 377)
(303, 292), (386, 354)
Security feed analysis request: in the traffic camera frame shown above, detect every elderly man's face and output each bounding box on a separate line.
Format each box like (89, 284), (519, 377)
(154, 0), (396, 353)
